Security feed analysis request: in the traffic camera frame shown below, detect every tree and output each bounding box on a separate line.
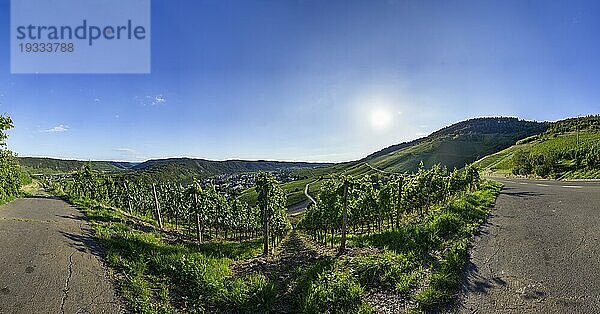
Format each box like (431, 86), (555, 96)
(512, 150), (532, 176)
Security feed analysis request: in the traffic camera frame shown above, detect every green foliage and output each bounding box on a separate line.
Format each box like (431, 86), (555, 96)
(19, 157), (127, 174)
(0, 115), (22, 201)
(346, 180), (501, 309)
(0, 115), (14, 147)
(298, 163), (481, 246)
(414, 240), (468, 308)
(48, 166), (275, 244)
(255, 171), (292, 242)
(361, 117), (547, 175)
(477, 116), (600, 179)
(351, 250), (420, 292)
(302, 267), (371, 314)
(545, 115), (600, 134)
(509, 135), (600, 178)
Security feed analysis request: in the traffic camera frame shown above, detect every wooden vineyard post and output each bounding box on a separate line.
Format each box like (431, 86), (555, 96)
(339, 179), (348, 255)
(396, 177), (403, 229)
(263, 188), (270, 256)
(194, 192), (202, 243)
(152, 184), (163, 229)
(124, 182), (133, 214)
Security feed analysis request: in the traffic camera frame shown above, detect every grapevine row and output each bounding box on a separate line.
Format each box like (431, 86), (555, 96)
(48, 166), (291, 253)
(298, 163), (481, 248)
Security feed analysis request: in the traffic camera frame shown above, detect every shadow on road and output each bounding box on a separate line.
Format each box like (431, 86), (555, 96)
(56, 214), (85, 222)
(23, 195), (62, 200)
(60, 230), (106, 258)
(500, 186), (545, 198)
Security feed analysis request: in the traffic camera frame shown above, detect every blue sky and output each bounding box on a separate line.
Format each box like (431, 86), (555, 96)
(1, 0), (599, 162)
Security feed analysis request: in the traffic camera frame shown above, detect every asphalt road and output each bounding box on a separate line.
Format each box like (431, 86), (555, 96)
(0, 196), (124, 313)
(457, 179), (600, 313)
(286, 180), (318, 216)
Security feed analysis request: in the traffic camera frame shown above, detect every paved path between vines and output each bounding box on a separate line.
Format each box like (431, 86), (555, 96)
(457, 178), (600, 313)
(0, 194), (125, 313)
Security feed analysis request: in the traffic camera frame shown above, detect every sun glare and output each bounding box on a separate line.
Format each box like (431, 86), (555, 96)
(369, 108), (392, 131)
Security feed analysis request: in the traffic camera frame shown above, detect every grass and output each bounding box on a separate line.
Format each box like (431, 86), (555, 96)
(302, 266), (371, 314)
(285, 257), (372, 314)
(62, 196), (274, 313)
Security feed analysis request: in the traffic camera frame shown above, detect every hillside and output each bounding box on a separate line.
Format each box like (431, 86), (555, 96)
(356, 117), (548, 176)
(240, 117), (548, 206)
(19, 157), (137, 174)
(475, 115), (600, 179)
(20, 156), (331, 182)
(132, 158), (332, 182)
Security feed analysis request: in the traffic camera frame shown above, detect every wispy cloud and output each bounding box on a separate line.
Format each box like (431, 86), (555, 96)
(113, 148), (146, 160)
(45, 124), (69, 133)
(137, 94), (167, 106)
(114, 148), (136, 154)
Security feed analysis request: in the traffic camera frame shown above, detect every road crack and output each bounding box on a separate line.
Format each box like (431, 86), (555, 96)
(61, 251), (75, 314)
(569, 235), (585, 260)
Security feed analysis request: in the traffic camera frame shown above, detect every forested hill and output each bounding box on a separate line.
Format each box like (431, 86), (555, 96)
(131, 158), (331, 182)
(19, 157), (137, 174)
(359, 117), (548, 173)
(20, 156), (331, 182)
(475, 115), (600, 179)
(21, 117), (550, 180)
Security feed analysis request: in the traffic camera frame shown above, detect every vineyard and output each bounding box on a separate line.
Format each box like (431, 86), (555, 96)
(475, 116), (600, 179)
(49, 166), (291, 254)
(40, 157), (498, 313)
(298, 163), (480, 251)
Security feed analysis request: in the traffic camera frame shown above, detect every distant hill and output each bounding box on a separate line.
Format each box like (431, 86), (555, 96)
(358, 117), (548, 174)
(241, 117), (550, 206)
(20, 156), (331, 183)
(19, 157), (137, 174)
(132, 158), (332, 182)
(475, 115), (600, 179)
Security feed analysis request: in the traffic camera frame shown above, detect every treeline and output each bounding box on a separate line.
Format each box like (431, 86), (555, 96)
(298, 163), (480, 249)
(0, 116), (23, 200)
(512, 144), (600, 178)
(546, 115), (600, 134)
(49, 166), (291, 254)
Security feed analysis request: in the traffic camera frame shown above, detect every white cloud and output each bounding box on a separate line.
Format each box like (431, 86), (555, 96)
(45, 124), (69, 133)
(113, 148), (146, 160)
(153, 95), (166, 105)
(114, 148), (136, 154)
(137, 94), (167, 106)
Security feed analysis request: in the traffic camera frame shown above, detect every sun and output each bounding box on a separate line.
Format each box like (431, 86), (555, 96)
(369, 108), (392, 131)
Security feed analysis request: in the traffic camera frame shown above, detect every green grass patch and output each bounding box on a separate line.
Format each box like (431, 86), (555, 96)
(289, 258), (371, 314)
